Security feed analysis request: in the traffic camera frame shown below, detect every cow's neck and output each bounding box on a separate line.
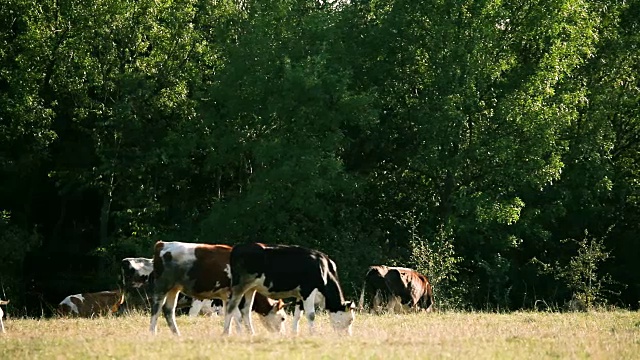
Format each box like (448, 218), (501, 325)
(321, 275), (346, 312)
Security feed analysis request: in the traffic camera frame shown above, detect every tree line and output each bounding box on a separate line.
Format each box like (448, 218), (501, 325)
(1, 0), (639, 315)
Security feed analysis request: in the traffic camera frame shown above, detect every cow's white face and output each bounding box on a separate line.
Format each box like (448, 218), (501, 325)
(58, 294), (83, 315)
(259, 307), (287, 333)
(122, 257), (153, 288)
(329, 302), (356, 335)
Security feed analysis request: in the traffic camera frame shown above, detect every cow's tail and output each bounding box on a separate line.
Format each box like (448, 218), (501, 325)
(423, 282), (435, 313)
(358, 280), (366, 311)
(152, 241), (165, 278)
(358, 268), (372, 311)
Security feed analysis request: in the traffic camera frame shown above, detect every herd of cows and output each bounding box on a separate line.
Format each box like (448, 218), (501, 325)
(0, 241), (435, 335)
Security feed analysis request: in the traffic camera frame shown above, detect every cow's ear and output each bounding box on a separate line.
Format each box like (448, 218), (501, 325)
(274, 300), (286, 311)
(345, 301), (356, 311)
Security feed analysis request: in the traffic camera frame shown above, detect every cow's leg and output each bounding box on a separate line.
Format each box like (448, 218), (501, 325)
(162, 288), (181, 335)
(218, 298), (240, 331)
(239, 290), (257, 335)
(387, 296), (401, 314)
(218, 299), (241, 333)
(292, 300), (304, 335)
(232, 305), (243, 333)
(386, 296), (395, 313)
(303, 290), (318, 335)
(0, 318), (4, 333)
(372, 290), (381, 314)
(149, 293), (167, 334)
(223, 285), (251, 335)
(219, 300), (226, 318)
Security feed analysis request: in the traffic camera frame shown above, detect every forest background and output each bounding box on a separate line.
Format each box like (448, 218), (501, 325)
(1, 0), (639, 316)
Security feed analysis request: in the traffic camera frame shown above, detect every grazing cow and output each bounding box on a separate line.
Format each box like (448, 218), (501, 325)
(150, 241), (287, 336)
(358, 265), (434, 313)
(0, 299), (8, 333)
(223, 243), (356, 336)
(58, 290), (125, 318)
(120, 257), (154, 314)
(120, 257), (221, 316)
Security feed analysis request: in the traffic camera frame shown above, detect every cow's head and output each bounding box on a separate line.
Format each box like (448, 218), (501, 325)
(57, 295), (82, 317)
(258, 299), (287, 333)
(121, 258), (153, 288)
(329, 300), (356, 335)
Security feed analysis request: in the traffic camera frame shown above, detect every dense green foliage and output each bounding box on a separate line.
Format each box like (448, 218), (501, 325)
(1, 0), (639, 315)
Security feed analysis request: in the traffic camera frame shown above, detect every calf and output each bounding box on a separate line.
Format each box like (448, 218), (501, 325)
(0, 299), (8, 333)
(358, 265), (434, 313)
(58, 290), (125, 318)
(150, 241), (287, 336)
(223, 243), (356, 336)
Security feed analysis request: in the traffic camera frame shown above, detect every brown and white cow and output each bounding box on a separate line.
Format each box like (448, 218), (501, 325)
(149, 241), (287, 336)
(58, 290), (125, 318)
(0, 299), (9, 333)
(120, 257), (219, 316)
(358, 265), (434, 313)
(223, 243), (356, 336)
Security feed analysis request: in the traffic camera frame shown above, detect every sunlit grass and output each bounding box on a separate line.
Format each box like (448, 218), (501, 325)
(1, 310), (639, 359)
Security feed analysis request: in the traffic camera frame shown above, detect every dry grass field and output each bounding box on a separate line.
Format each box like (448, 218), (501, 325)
(1, 310), (639, 359)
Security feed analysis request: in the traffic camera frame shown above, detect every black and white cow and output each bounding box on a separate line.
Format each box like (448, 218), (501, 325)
(120, 257), (154, 314)
(223, 243), (356, 336)
(150, 241), (287, 336)
(0, 299), (9, 333)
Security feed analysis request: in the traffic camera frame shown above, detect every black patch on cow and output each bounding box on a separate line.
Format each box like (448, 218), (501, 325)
(360, 266), (393, 310)
(385, 269), (414, 306)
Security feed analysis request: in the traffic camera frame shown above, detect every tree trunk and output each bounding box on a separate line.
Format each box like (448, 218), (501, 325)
(98, 174), (114, 272)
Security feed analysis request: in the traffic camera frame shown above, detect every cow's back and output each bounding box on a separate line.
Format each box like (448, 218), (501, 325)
(365, 266), (389, 290)
(79, 291), (123, 317)
(230, 243), (327, 292)
(384, 269), (411, 301)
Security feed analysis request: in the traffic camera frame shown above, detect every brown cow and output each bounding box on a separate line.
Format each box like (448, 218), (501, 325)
(0, 299), (9, 333)
(359, 265), (434, 313)
(58, 290), (125, 318)
(149, 241), (287, 336)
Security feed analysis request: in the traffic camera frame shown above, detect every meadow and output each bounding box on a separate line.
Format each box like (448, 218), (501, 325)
(1, 310), (639, 359)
